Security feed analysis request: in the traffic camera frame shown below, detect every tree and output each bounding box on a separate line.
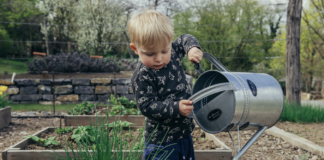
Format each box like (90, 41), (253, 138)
(285, 0), (302, 105)
(0, 0), (43, 57)
(173, 0), (283, 72)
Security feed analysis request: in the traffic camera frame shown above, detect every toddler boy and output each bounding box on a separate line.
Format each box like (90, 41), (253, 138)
(129, 10), (203, 160)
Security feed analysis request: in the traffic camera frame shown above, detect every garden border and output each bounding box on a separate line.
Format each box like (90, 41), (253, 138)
(0, 107), (11, 130)
(265, 126), (324, 157)
(2, 127), (232, 160)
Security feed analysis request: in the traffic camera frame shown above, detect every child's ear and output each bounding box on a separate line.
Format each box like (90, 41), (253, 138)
(130, 43), (139, 55)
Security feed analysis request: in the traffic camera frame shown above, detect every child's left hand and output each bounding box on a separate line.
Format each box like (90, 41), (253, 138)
(188, 47), (203, 64)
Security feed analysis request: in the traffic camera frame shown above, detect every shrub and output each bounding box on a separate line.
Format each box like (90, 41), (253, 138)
(67, 101), (98, 115)
(27, 52), (126, 73)
(0, 85), (10, 108)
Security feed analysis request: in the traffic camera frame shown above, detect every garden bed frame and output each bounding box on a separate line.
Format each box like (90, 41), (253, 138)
(0, 107), (11, 130)
(2, 127), (232, 160)
(64, 115), (146, 127)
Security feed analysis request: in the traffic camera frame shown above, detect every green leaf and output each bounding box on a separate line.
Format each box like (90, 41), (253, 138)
(48, 137), (55, 141)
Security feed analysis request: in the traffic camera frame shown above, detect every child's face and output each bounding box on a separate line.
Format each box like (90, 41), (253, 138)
(130, 42), (171, 70)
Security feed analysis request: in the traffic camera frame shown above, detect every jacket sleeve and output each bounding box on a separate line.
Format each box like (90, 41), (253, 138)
(132, 67), (181, 120)
(172, 34), (201, 61)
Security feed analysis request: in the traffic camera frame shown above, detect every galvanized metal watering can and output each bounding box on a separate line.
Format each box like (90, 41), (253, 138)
(187, 52), (284, 160)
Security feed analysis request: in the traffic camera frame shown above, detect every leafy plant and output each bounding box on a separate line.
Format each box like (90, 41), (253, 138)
(25, 135), (58, 146)
(0, 85), (10, 109)
(71, 126), (95, 143)
(67, 101), (97, 115)
(107, 120), (135, 128)
(108, 95), (141, 115)
(55, 127), (73, 134)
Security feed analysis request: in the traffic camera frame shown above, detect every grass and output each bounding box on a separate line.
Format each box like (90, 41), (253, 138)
(0, 59), (29, 75)
(280, 102), (324, 123)
(9, 103), (76, 111)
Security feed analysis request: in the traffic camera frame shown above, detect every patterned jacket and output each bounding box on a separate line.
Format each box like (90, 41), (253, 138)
(131, 34), (201, 144)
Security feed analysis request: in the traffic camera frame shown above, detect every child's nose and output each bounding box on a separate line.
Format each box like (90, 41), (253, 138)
(155, 55), (162, 62)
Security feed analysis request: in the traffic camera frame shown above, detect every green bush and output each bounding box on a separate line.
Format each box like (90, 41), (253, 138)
(280, 102), (324, 123)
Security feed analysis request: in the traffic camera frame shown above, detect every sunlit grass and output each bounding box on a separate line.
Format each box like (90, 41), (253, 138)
(280, 102), (324, 123)
(0, 59), (30, 75)
(9, 103), (76, 111)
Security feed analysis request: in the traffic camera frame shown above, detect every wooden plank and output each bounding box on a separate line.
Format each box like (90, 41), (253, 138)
(0, 107), (11, 130)
(64, 115), (145, 126)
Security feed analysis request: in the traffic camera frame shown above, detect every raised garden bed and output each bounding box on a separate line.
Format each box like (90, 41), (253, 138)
(2, 127), (232, 160)
(0, 107), (11, 130)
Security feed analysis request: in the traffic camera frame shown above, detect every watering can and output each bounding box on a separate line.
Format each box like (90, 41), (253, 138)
(187, 52), (284, 160)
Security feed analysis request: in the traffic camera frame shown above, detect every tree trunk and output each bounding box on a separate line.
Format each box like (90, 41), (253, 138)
(286, 0), (302, 105)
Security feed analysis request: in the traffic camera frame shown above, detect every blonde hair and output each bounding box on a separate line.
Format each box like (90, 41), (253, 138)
(128, 10), (174, 48)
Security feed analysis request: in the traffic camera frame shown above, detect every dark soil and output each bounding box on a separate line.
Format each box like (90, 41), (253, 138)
(24, 128), (221, 151)
(0, 71), (134, 79)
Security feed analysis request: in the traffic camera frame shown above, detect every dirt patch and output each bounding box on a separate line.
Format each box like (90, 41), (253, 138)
(0, 118), (63, 160)
(276, 121), (324, 147)
(216, 129), (324, 160)
(0, 71), (134, 79)
(23, 128), (221, 151)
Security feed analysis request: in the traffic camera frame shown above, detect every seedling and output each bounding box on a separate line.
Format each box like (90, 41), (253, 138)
(55, 127), (73, 134)
(25, 135), (58, 146)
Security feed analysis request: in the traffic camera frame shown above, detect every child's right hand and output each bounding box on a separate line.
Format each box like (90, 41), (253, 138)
(179, 100), (194, 117)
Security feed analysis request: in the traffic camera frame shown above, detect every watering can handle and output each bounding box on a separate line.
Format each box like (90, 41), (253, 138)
(187, 82), (236, 118)
(194, 52), (230, 75)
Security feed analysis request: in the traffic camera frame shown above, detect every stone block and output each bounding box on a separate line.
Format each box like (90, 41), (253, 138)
(39, 79), (52, 85)
(95, 86), (112, 94)
(61, 101), (81, 104)
(14, 79), (37, 86)
(20, 86), (37, 95)
(80, 94), (97, 101)
(37, 85), (52, 94)
(39, 101), (61, 105)
(72, 79), (91, 85)
(55, 85), (73, 94)
(10, 94), (42, 101)
(97, 94), (111, 102)
(91, 78), (111, 85)
(74, 86), (94, 94)
(53, 79), (72, 85)
(120, 94), (135, 100)
(19, 101), (39, 104)
(111, 78), (131, 85)
(57, 94), (78, 101)
(129, 86), (133, 94)
(6, 87), (19, 95)
(0, 79), (14, 85)
(43, 94), (57, 101)
(112, 85), (130, 94)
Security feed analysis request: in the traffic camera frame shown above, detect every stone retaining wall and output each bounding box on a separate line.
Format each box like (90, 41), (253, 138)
(0, 75), (193, 104)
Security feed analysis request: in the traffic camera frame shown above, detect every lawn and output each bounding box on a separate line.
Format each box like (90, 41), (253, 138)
(9, 103), (77, 111)
(0, 59), (29, 75)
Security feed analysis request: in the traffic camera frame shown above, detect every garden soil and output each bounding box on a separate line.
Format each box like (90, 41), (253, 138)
(0, 71), (134, 79)
(23, 128), (221, 151)
(276, 121), (324, 146)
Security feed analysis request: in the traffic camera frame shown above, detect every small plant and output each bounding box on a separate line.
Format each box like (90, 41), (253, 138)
(55, 127), (73, 134)
(108, 95), (141, 115)
(25, 135), (58, 146)
(67, 101), (97, 115)
(71, 126), (95, 143)
(108, 120), (135, 128)
(0, 85), (10, 109)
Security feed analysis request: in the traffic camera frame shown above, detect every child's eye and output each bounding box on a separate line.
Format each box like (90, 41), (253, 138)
(162, 51), (168, 54)
(146, 54), (153, 56)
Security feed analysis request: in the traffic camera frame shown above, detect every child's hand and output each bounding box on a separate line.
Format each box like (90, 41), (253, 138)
(188, 47), (203, 64)
(179, 100), (194, 117)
